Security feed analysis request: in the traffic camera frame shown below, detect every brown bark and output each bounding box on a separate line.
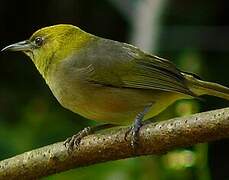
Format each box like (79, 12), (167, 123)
(0, 107), (229, 180)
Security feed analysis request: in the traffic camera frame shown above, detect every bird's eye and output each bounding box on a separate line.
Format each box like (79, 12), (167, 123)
(34, 37), (43, 47)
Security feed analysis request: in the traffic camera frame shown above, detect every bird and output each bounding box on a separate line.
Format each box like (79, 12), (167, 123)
(2, 24), (229, 150)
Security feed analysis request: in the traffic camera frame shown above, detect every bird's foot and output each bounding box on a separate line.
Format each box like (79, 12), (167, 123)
(124, 119), (142, 150)
(124, 103), (153, 151)
(64, 124), (115, 153)
(64, 126), (92, 152)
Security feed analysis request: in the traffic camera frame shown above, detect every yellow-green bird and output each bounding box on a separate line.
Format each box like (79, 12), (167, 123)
(2, 24), (229, 149)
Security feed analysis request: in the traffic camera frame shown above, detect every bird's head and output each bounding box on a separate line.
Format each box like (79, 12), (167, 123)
(2, 24), (92, 77)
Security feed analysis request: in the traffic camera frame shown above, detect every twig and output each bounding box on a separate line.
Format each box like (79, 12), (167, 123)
(0, 107), (229, 180)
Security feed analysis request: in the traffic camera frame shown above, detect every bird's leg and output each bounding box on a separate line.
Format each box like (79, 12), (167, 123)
(64, 124), (116, 152)
(125, 103), (153, 150)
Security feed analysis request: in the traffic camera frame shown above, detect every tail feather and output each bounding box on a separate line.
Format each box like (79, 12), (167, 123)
(182, 73), (229, 100)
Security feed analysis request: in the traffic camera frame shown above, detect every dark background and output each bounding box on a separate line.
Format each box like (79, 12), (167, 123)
(0, 0), (229, 179)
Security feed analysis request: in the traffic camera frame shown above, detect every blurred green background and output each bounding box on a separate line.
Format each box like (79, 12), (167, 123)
(0, 0), (229, 179)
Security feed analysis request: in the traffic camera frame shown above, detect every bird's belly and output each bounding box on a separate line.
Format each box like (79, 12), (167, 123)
(48, 78), (186, 125)
(47, 69), (187, 125)
(53, 82), (154, 125)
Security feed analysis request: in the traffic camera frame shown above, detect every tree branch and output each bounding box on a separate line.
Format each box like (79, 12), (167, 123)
(0, 107), (229, 179)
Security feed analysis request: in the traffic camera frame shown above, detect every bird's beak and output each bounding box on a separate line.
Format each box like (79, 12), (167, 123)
(1, 40), (33, 52)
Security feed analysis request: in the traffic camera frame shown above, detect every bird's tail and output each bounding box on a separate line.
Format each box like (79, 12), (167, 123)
(182, 73), (229, 100)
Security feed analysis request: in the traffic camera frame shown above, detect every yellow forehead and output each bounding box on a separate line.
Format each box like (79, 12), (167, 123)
(29, 24), (79, 41)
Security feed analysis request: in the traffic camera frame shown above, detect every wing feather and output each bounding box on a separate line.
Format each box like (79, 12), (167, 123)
(82, 38), (196, 96)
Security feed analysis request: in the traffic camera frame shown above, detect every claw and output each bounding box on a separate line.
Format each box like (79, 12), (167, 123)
(64, 127), (91, 153)
(124, 122), (142, 150)
(124, 103), (153, 151)
(63, 124), (115, 153)
(124, 127), (132, 141)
